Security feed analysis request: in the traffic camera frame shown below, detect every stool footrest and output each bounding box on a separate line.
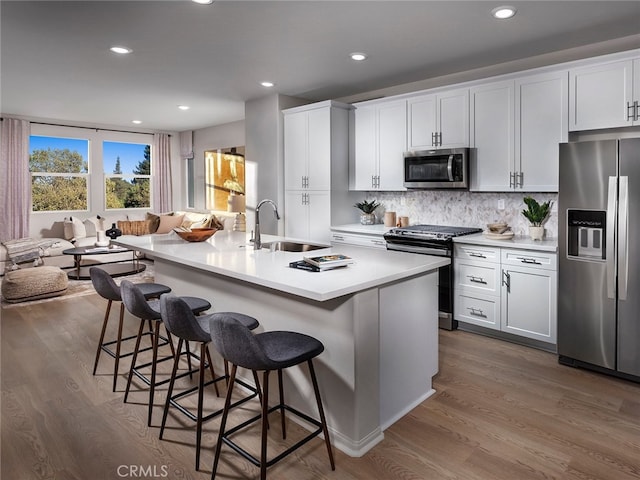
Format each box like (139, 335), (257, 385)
(222, 404), (323, 468)
(168, 376), (258, 423)
(100, 331), (168, 360)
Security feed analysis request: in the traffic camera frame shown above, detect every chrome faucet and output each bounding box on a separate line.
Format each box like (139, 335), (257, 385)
(253, 199), (280, 249)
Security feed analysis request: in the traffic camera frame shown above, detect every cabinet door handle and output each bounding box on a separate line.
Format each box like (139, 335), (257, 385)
(467, 275), (487, 284)
(502, 270), (511, 292)
(372, 239), (386, 246)
(467, 307), (487, 318)
(627, 101), (638, 121)
(438, 132), (442, 146)
(509, 171), (515, 188)
(332, 235), (345, 241)
(469, 252), (487, 259)
(431, 132), (436, 146)
(517, 256), (541, 265)
(517, 172), (524, 188)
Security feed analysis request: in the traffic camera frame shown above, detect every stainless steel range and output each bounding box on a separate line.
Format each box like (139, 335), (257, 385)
(384, 224), (482, 330)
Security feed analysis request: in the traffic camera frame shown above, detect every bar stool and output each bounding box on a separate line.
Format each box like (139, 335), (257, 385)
(120, 280), (211, 427)
(89, 267), (172, 392)
(158, 294), (262, 470)
(208, 315), (335, 480)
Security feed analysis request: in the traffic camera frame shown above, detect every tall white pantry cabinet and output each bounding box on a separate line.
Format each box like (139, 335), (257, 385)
(283, 100), (351, 243)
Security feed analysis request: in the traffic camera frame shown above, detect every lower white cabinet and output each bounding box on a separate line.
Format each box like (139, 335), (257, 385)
(454, 244), (557, 344)
(284, 191), (331, 243)
(330, 231), (387, 250)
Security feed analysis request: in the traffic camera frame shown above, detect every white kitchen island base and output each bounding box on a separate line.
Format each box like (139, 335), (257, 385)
(115, 232), (445, 457)
(155, 260), (438, 457)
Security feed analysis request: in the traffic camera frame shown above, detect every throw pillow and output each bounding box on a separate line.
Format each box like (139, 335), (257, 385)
(145, 212), (172, 234)
(83, 216), (101, 237)
(156, 214), (184, 234)
(118, 220), (150, 236)
(70, 216), (87, 239)
(63, 217), (74, 240)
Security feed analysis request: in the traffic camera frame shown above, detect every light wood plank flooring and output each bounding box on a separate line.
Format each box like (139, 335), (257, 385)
(2, 292), (639, 480)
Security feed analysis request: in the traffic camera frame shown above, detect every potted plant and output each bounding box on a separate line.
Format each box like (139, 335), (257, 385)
(354, 199), (380, 225)
(521, 196), (552, 240)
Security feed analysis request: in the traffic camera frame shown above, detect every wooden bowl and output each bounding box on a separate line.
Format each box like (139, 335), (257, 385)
(487, 222), (508, 233)
(174, 228), (217, 242)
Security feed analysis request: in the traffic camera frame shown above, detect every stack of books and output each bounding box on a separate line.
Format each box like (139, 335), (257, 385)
(289, 254), (353, 272)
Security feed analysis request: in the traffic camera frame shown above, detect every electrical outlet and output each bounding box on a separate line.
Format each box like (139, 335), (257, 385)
(400, 197), (406, 206)
(497, 199), (505, 210)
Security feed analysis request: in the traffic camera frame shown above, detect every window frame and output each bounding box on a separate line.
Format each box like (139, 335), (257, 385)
(103, 140), (152, 210)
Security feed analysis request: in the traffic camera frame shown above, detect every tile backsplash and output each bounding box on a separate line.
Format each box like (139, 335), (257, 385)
(367, 191), (558, 239)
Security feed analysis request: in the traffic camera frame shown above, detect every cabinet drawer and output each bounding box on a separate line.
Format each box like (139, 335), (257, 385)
(454, 244), (500, 263)
(455, 291), (500, 330)
(501, 249), (557, 271)
(330, 232), (387, 250)
(455, 260), (500, 295)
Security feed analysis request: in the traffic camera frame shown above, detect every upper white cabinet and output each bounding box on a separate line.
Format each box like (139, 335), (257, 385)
(407, 88), (469, 150)
(469, 79), (515, 191)
(470, 70), (567, 192)
(283, 100), (350, 243)
(515, 70), (568, 191)
(569, 58), (639, 131)
(284, 105), (332, 191)
(351, 99), (407, 191)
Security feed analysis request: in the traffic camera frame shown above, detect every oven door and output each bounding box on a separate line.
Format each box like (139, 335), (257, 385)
(403, 148), (469, 189)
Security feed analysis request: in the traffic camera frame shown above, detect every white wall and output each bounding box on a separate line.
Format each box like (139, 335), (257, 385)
(190, 120), (245, 210)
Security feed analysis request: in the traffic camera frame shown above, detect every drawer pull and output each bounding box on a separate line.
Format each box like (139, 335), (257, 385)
(467, 307), (487, 318)
(517, 256), (541, 265)
(467, 275), (487, 284)
(371, 240), (385, 245)
(469, 252), (487, 259)
(332, 235), (345, 241)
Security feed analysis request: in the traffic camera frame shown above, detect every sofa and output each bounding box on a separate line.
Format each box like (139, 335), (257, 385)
(1, 210), (236, 275)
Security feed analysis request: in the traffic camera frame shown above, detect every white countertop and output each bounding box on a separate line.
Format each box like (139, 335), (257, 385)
(452, 232), (558, 252)
(115, 231), (449, 302)
(330, 223), (391, 236)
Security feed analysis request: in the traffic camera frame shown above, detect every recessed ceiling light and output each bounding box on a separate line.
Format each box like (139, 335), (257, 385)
(178, 105), (190, 111)
(192, 0), (213, 4)
(260, 81), (275, 88)
(110, 46), (132, 55)
(491, 6), (517, 19)
(350, 52), (367, 61)
(132, 120), (142, 124)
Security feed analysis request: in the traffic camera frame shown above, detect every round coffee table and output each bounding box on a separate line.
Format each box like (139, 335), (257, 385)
(62, 246), (146, 280)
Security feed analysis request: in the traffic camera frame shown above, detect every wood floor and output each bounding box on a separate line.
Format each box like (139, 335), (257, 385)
(2, 292), (639, 480)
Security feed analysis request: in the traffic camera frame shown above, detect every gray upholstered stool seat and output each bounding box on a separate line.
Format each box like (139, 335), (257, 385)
(89, 267), (172, 392)
(209, 315), (335, 480)
(2, 266), (68, 303)
(158, 294), (261, 470)
(120, 280), (211, 427)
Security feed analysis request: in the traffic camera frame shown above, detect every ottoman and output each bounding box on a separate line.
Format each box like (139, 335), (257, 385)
(1, 266), (68, 303)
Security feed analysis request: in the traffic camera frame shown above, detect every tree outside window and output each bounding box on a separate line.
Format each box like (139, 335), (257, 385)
(29, 136), (89, 212)
(104, 142), (151, 209)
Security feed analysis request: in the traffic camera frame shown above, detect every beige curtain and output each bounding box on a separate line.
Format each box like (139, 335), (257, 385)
(0, 118), (31, 242)
(152, 133), (173, 213)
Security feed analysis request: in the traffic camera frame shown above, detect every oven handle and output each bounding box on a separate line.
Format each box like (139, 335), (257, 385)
(386, 244), (450, 257)
(447, 155), (454, 181)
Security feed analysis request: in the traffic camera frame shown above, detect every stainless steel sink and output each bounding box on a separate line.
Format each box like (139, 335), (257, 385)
(261, 241), (329, 252)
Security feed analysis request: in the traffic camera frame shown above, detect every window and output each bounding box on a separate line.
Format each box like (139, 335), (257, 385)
(29, 135), (89, 212)
(103, 141), (151, 209)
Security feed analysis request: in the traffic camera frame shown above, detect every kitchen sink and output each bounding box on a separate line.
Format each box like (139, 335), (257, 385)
(261, 241), (329, 252)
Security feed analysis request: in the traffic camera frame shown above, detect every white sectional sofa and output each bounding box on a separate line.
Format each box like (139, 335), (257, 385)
(1, 210), (236, 275)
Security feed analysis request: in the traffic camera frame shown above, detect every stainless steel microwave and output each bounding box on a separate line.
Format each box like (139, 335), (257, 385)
(403, 148), (472, 189)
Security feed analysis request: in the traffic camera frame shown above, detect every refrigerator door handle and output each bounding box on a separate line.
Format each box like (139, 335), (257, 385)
(606, 176), (616, 299)
(619, 176), (629, 300)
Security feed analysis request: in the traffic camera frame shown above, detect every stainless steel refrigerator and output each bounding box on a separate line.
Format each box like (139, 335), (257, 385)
(558, 138), (640, 381)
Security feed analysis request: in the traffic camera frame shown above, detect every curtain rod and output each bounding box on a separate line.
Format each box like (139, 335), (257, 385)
(0, 118), (170, 137)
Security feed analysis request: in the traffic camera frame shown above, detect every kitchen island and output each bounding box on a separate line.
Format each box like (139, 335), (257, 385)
(115, 230), (449, 457)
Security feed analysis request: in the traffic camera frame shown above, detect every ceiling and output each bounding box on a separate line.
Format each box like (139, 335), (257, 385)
(2, 1), (639, 133)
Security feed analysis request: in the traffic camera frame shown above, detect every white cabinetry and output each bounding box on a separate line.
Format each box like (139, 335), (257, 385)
(351, 99), (407, 191)
(454, 244), (557, 345)
(470, 71), (567, 192)
(407, 88), (469, 150)
(569, 58), (640, 131)
(330, 231), (387, 250)
(283, 100), (350, 243)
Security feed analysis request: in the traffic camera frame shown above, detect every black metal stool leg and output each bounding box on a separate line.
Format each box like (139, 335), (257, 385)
(212, 364), (238, 480)
(278, 369), (286, 439)
(160, 338), (183, 440)
(260, 370), (270, 480)
(195, 342), (207, 470)
(148, 320), (162, 427)
(93, 299), (112, 375)
(124, 318), (146, 403)
(112, 303), (125, 392)
(308, 359), (335, 470)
